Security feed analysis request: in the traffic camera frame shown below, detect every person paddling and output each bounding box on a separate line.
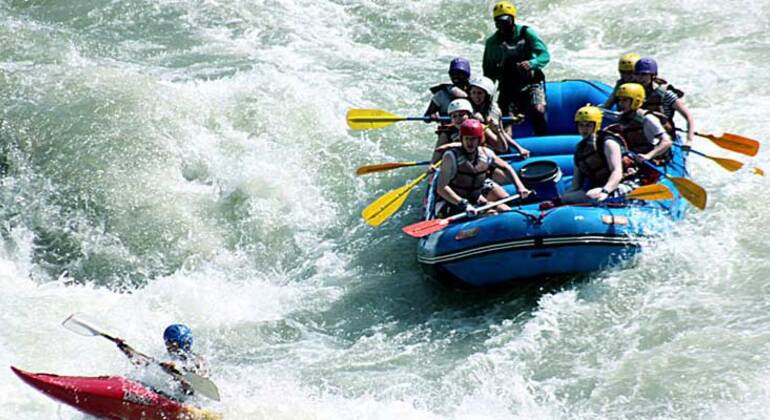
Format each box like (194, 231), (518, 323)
(424, 57), (472, 121)
(601, 53), (641, 110)
(468, 76), (530, 158)
(430, 98), (474, 164)
(117, 323), (210, 400)
(436, 119), (530, 217)
(633, 57), (696, 146)
(562, 106), (639, 204)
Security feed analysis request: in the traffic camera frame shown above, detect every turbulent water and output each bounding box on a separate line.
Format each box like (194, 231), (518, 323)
(1, 0), (770, 418)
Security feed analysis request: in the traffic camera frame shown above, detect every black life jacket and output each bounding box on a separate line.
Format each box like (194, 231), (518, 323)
(574, 131), (626, 188)
(448, 147), (497, 202)
(606, 110), (673, 162)
(642, 78), (684, 118)
(499, 26), (546, 89)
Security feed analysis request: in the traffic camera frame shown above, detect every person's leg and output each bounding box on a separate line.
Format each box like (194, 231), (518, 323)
(484, 182), (512, 212)
(529, 82), (547, 136)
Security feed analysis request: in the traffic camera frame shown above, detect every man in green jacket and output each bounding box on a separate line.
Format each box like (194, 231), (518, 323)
(483, 1), (550, 135)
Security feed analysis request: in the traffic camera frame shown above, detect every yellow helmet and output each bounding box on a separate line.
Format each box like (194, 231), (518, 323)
(618, 53), (641, 72)
(616, 83), (646, 110)
(574, 105), (603, 133)
(493, 1), (517, 19)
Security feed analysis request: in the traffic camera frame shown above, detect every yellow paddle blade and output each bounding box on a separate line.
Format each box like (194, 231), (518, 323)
(696, 132), (759, 157)
(356, 161), (419, 176)
(752, 167), (765, 176)
(626, 184), (673, 200)
(709, 155), (744, 172)
(668, 176), (707, 210)
(362, 169), (433, 226)
(346, 109), (405, 130)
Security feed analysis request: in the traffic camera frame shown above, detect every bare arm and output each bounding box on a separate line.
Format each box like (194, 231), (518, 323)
(601, 141), (624, 192)
(436, 153), (465, 205)
(645, 132), (672, 161)
(567, 158), (583, 192)
(673, 98), (695, 146)
(492, 154), (528, 194)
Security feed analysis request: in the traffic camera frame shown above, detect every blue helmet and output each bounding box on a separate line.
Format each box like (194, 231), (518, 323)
(634, 57), (658, 75)
(449, 57), (471, 76)
(163, 324), (193, 351)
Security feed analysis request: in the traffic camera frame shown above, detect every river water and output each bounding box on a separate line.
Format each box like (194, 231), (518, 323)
(1, 1), (770, 418)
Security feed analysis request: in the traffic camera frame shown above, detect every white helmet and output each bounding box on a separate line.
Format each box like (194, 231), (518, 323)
(469, 76), (496, 97)
(447, 98), (473, 115)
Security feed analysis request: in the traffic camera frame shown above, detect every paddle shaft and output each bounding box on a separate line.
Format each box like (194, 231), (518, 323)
(406, 152), (522, 169)
(62, 314), (221, 401)
(446, 194), (522, 223)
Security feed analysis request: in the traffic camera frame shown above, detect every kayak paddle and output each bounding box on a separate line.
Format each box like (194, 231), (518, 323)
(362, 162), (440, 226)
(62, 313), (221, 401)
(402, 194), (521, 238)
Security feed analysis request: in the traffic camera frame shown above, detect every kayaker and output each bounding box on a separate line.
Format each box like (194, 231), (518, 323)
(562, 106), (638, 203)
(601, 53), (641, 110)
(424, 57), (472, 121)
(116, 323), (209, 400)
(468, 76), (530, 158)
(633, 57), (695, 146)
(430, 98), (474, 164)
(436, 119), (530, 217)
(483, 1), (550, 136)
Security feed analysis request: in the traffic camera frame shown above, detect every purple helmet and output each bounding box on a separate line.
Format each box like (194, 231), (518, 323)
(449, 57), (471, 76)
(634, 57), (658, 75)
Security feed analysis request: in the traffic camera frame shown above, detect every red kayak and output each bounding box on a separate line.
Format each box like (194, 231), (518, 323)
(11, 366), (220, 419)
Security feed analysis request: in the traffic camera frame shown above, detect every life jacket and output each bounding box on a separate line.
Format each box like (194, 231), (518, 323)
(574, 131), (626, 188)
(642, 78), (685, 118)
(498, 26), (546, 89)
(429, 83), (467, 115)
(606, 110), (674, 162)
(448, 147), (497, 202)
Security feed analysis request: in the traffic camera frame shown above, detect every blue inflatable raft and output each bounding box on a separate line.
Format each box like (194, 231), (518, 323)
(416, 80), (690, 288)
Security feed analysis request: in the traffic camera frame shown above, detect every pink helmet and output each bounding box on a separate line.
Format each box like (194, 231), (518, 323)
(459, 119), (485, 142)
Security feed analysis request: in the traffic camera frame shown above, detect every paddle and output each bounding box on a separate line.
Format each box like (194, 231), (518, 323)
(62, 313), (221, 402)
(362, 162), (440, 226)
(679, 129), (760, 157)
(599, 107), (760, 156)
(356, 153), (522, 176)
(623, 183), (674, 201)
(402, 184), (674, 239)
(627, 152), (707, 210)
(402, 194), (521, 238)
(675, 144), (764, 176)
(346, 108), (522, 130)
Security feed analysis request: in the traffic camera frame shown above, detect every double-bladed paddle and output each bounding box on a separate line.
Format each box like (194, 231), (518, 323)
(62, 313), (221, 402)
